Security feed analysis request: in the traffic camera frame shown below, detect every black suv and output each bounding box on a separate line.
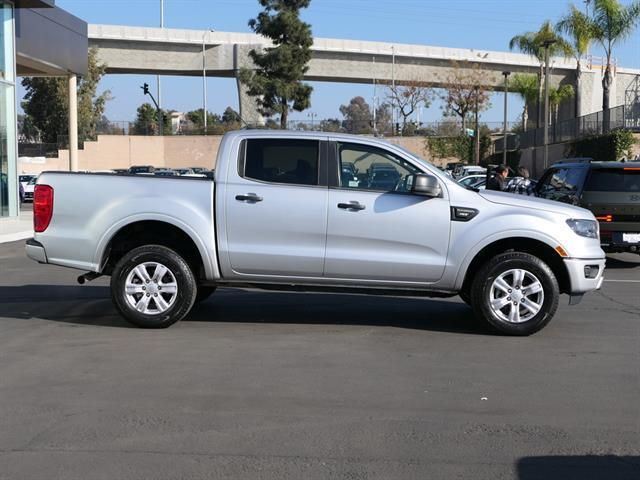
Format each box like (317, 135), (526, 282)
(536, 158), (640, 253)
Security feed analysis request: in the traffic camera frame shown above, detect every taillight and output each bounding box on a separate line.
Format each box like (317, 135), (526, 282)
(34, 184), (54, 233)
(596, 214), (613, 222)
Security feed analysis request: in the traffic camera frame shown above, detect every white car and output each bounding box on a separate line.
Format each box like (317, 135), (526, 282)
(457, 166), (487, 178)
(457, 174), (486, 188)
(23, 177), (36, 202)
(19, 174), (36, 190)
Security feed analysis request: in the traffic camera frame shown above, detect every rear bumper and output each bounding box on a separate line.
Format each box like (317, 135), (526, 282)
(564, 257), (606, 294)
(600, 230), (640, 252)
(25, 238), (47, 264)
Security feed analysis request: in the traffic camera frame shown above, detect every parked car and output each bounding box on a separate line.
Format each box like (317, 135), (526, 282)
(128, 165), (156, 175)
(154, 169), (178, 177)
(26, 131), (605, 335)
(536, 158), (640, 253)
(23, 177), (36, 202)
(457, 174), (486, 188)
(174, 168), (195, 176)
(19, 174), (36, 190)
(455, 165), (487, 179)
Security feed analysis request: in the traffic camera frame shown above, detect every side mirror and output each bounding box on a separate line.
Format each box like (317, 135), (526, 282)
(411, 174), (441, 197)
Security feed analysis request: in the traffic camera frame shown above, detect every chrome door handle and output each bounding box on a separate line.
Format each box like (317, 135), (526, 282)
(337, 201), (365, 211)
(235, 193), (263, 202)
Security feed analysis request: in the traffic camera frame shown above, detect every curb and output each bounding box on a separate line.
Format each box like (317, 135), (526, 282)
(0, 231), (31, 244)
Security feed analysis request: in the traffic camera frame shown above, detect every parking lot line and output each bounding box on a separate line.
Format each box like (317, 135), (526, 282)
(604, 279), (640, 283)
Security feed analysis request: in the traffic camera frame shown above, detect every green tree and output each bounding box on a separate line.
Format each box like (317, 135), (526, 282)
(133, 103), (171, 135)
(222, 106), (242, 125)
(240, 0), (313, 129)
(375, 102), (392, 135)
(21, 47), (111, 145)
(556, 5), (595, 117)
(509, 21), (572, 127)
(319, 118), (342, 132)
(510, 74), (540, 131)
(339, 96), (372, 134)
(588, 0), (640, 129)
(549, 84), (575, 124)
(186, 109), (221, 132)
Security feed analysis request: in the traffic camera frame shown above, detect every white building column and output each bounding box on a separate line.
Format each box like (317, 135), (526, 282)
(68, 74), (78, 171)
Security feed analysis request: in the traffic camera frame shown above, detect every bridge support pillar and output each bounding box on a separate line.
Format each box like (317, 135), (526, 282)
(234, 44), (265, 126)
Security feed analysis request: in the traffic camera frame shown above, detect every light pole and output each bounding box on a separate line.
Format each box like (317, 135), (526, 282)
(202, 29), (214, 135)
(502, 71), (511, 165)
(391, 45), (395, 131)
(307, 112), (317, 130)
(474, 84), (480, 165)
(372, 56), (377, 135)
(543, 39), (555, 170)
(157, 0), (164, 134)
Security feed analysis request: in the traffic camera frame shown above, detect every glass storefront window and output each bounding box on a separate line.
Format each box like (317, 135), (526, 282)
(0, 2), (16, 218)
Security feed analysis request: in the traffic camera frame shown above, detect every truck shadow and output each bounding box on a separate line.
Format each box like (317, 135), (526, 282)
(0, 285), (486, 334)
(605, 255), (640, 270)
(516, 455), (640, 480)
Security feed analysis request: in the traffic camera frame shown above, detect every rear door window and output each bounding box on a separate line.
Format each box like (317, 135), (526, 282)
(584, 169), (640, 192)
(242, 139), (319, 186)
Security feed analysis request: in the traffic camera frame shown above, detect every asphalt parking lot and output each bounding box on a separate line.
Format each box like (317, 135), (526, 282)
(0, 239), (639, 480)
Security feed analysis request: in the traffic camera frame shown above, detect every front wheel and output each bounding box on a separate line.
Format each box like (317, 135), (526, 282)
(110, 245), (197, 328)
(470, 252), (559, 336)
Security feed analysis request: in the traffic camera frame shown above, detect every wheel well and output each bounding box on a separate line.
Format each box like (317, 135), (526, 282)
(461, 238), (570, 295)
(101, 221), (206, 280)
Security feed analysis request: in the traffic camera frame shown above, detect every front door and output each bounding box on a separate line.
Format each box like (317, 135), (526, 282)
(324, 141), (450, 284)
(224, 138), (328, 277)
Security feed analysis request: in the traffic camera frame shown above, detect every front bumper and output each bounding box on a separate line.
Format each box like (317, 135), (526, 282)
(25, 238), (47, 264)
(564, 257), (606, 294)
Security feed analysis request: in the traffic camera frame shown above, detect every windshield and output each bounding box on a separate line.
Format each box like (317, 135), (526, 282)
(585, 169), (640, 192)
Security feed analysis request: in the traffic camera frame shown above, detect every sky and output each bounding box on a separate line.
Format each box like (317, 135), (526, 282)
(25, 0), (640, 125)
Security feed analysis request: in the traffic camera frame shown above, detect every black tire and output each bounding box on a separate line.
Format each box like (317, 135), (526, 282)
(470, 252), (559, 336)
(110, 245), (197, 328)
(459, 289), (471, 306)
(194, 286), (217, 304)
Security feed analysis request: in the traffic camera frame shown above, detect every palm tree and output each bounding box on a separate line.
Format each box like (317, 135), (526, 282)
(556, 5), (595, 117)
(509, 21), (573, 128)
(549, 84), (575, 125)
(510, 74), (540, 131)
(589, 0), (640, 130)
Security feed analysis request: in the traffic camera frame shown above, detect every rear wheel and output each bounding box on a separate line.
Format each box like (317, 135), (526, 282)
(470, 252), (559, 336)
(110, 245), (197, 328)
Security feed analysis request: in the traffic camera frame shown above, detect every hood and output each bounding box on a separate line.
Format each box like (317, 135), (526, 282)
(479, 190), (593, 218)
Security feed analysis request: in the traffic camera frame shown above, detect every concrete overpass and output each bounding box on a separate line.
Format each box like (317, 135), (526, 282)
(89, 24), (640, 125)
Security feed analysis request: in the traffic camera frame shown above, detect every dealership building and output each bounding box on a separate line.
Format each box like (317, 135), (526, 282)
(0, 0), (86, 218)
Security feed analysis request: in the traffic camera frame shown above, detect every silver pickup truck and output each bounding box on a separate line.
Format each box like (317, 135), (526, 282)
(26, 130), (605, 335)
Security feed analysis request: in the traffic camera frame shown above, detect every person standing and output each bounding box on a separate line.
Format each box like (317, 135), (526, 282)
(506, 166), (536, 196)
(486, 165), (509, 191)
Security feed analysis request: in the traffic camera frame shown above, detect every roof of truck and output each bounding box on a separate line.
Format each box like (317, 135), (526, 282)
(224, 129), (410, 151)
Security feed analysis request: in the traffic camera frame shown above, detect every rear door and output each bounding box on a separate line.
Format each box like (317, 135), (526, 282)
(582, 167), (640, 247)
(324, 141), (451, 284)
(223, 137), (329, 277)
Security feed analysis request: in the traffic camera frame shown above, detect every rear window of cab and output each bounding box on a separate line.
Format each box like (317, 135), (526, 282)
(585, 169), (640, 192)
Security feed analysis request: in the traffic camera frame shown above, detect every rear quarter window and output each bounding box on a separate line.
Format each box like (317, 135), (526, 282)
(584, 169), (640, 193)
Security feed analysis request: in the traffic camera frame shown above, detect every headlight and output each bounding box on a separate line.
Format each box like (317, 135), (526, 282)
(566, 219), (599, 239)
